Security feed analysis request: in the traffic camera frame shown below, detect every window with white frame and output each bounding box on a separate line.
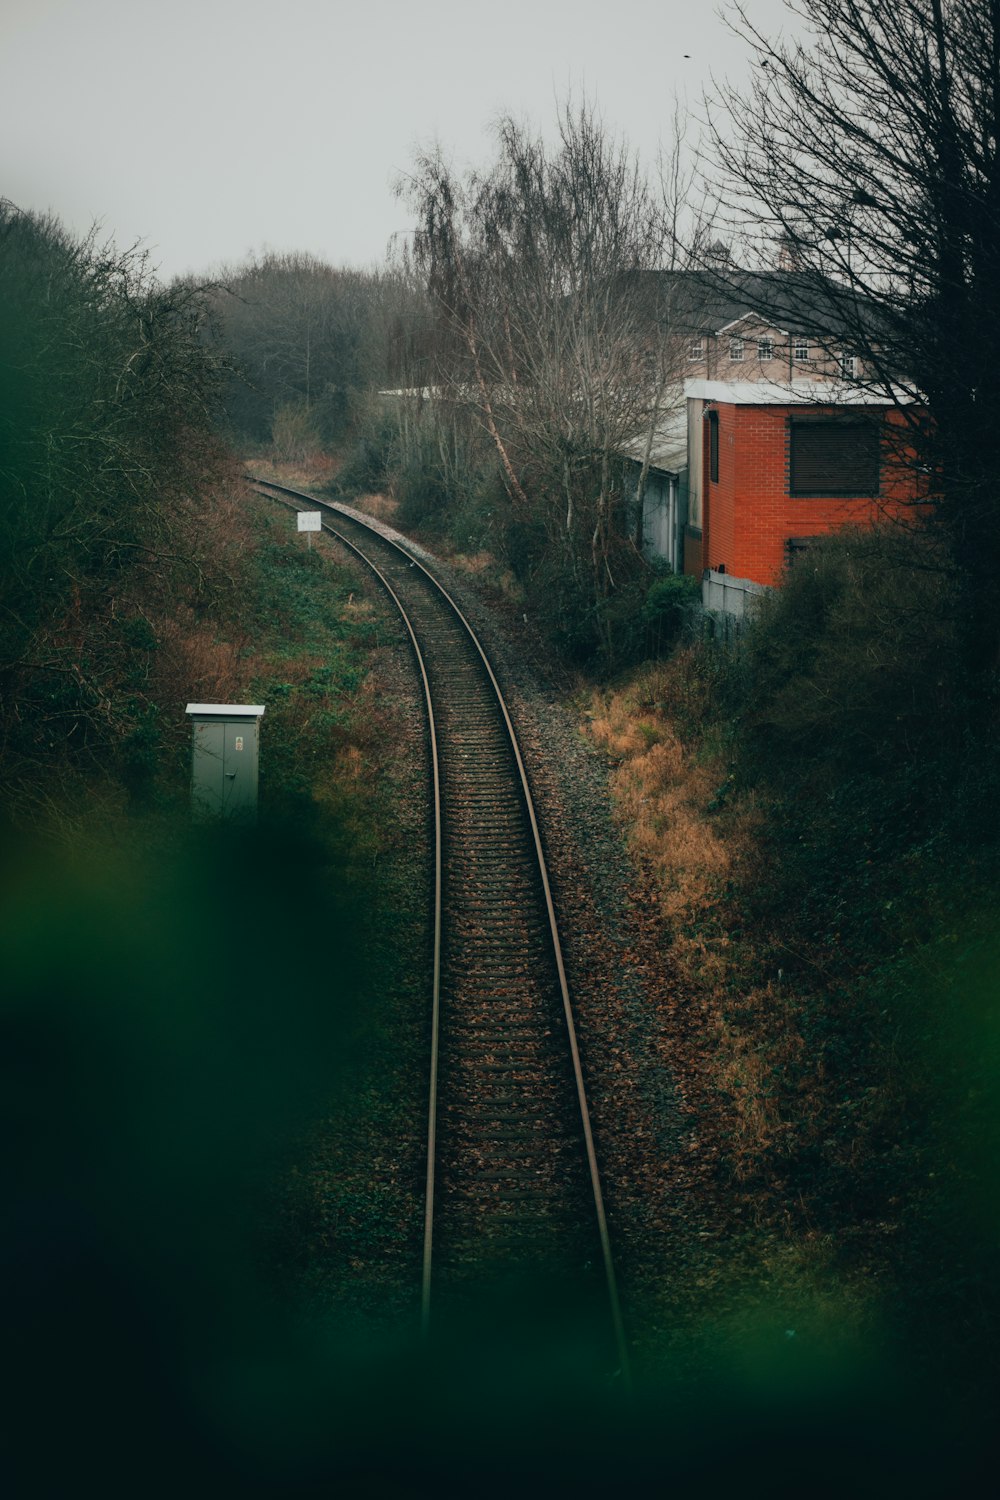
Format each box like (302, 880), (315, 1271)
(793, 338), (810, 361)
(688, 337), (705, 361)
(757, 337), (774, 361)
(839, 351), (858, 379)
(729, 337), (745, 362)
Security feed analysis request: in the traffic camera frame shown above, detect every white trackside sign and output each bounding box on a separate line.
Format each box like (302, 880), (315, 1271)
(297, 511), (322, 532)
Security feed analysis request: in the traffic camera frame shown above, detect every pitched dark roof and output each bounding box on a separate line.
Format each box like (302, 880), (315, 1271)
(619, 267), (884, 343)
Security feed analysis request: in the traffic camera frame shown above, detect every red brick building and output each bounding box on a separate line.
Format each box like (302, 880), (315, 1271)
(682, 380), (920, 587)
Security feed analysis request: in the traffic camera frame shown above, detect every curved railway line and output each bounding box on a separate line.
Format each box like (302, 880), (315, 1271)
(250, 476), (630, 1384)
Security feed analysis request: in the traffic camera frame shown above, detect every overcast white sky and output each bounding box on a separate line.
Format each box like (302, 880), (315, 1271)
(1, 0), (795, 282)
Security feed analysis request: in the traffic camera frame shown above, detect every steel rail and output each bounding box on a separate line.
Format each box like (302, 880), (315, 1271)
(249, 482), (443, 1335)
(249, 476), (631, 1386)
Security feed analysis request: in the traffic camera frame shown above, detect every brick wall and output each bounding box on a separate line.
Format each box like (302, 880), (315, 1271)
(696, 402), (919, 587)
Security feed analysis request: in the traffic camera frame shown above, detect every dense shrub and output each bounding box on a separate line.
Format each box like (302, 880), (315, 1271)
(333, 402), (398, 495)
(340, 397), (693, 671)
(697, 527), (999, 960)
(733, 527), (961, 783)
(271, 400), (323, 462)
(0, 203), (237, 819)
(335, 395), (499, 544)
(642, 570), (701, 651)
(597, 523), (1000, 1408)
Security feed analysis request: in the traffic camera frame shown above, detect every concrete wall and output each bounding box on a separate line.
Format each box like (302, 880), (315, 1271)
(702, 568), (769, 619)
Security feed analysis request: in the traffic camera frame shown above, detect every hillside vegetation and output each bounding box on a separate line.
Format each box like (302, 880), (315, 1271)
(0, 203), (243, 823)
(586, 524), (1000, 1412)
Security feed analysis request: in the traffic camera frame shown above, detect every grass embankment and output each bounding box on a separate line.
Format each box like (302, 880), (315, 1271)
(236, 494), (428, 1333)
(3, 481), (432, 1489)
(244, 451), (341, 496)
(584, 529), (1000, 1411)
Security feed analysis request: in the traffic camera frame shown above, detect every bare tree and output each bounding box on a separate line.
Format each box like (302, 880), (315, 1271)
(402, 103), (699, 656)
(711, 0), (1000, 680)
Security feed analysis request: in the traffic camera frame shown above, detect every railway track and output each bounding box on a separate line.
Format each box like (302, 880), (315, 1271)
(250, 477), (630, 1382)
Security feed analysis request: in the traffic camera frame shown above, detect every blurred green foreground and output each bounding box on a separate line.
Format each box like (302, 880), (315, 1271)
(1, 821), (995, 1497)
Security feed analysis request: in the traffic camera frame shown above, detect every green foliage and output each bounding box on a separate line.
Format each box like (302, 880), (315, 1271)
(504, 516), (550, 583)
(511, 545), (690, 674)
(394, 453), (452, 529)
(642, 569), (700, 625)
(240, 508), (376, 851)
(119, 705), (162, 806)
(527, 554), (600, 663)
(642, 570), (701, 648)
(312, 380), (353, 444)
(390, 412), (489, 533)
(446, 464), (508, 556)
(642, 525), (1000, 1413)
(733, 529), (960, 783)
(120, 615), (158, 655)
(0, 817), (372, 1490)
(0, 202), (231, 818)
(335, 394), (501, 545)
(693, 528), (996, 964)
(497, 489), (661, 670)
(333, 401), (399, 494)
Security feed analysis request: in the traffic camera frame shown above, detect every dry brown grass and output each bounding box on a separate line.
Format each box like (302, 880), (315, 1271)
(709, 981), (805, 1163)
(587, 683), (733, 929)
(448, 549), (497, 577)
(584, 666), (799, 1181)
(348, 491), (399, 523)
(246, 453), (340, 491)
(146, 466), (257, 741)
(446, 548), (521, 597)
(576, 660), (889, 1362)
(152, 611), (246, 705)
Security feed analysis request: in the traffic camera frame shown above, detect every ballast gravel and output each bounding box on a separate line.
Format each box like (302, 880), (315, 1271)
(317, 501), (749, 1377)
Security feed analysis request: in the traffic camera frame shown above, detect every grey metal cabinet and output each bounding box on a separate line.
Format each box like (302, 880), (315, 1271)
(185, 704), (265, 821)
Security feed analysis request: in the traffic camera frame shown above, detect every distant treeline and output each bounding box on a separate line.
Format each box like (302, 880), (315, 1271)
(205, 251), (434, 454)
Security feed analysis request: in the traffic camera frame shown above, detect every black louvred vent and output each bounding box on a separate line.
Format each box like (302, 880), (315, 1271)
(789, 418), (880, 497)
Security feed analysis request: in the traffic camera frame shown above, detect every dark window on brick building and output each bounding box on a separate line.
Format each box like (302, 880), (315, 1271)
(789, 417), (880, 496)
(708, 410), (719, 483)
